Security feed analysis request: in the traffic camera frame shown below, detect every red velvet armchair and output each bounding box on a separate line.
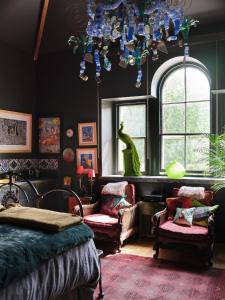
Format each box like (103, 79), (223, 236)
(80, 184), (138, 252)
(152, 188), (215, 265)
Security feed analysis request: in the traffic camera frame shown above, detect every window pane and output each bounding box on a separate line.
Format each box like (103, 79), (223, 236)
(162, 68), (185, 103)
(186, 136), (209, 171)
(186, 67), (210, 101)
(186, 101), (210, 133)
(161, 136), (185, 169)
(162, 104), (185, 133)
(119, 104), (146, 137)
(118, 139), (145, 172)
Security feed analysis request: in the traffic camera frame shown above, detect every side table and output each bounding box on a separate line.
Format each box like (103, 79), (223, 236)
(138, 196), (165, 238)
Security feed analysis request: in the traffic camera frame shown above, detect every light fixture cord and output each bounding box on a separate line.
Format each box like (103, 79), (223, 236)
(97, 82), (100, 159)
(146, 56), (150, 162)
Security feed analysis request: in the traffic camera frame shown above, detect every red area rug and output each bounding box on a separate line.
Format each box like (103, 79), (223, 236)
(95, 254), (225, 300)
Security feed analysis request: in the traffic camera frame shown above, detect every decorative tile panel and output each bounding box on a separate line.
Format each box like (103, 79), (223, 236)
(38, 159), (59, 170)
(0, 159), (59, 173)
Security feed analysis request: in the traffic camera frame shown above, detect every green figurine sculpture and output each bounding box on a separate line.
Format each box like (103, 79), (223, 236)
(118, 122), (142, 176)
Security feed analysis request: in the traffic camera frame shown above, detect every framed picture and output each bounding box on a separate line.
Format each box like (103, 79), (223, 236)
(0, 109), (32, 153)
(78, 122), (97, 146)
(39, 117), (60, 153)
(76, 148), (98, 174)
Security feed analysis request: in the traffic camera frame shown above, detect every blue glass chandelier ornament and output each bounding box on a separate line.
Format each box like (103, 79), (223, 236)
(68, 0), (198, 88)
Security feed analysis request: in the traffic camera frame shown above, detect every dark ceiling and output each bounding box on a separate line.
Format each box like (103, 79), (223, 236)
(0, 0), (225, 55)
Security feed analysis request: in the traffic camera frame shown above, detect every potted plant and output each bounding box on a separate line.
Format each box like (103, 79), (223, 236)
(206, 129), (225, 192)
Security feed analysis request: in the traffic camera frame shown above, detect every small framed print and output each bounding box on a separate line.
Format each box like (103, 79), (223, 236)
(76, 148), (98, 174)
(78, 122), (97, 146)
(39, 117), (60, 153)
(0, 109), (32, 153)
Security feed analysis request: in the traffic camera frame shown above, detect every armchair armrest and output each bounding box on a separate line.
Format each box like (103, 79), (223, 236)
(75, 201), (100, 216)
(118, 204), (138, 230)
(152, 208), (167, 236)
(208, 214), (215, 241)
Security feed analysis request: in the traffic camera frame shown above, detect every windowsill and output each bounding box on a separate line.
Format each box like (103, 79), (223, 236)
(99, 175), (224, 185)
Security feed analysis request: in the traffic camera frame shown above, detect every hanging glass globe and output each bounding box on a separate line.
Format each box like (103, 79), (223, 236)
(165, 160), (185, 179)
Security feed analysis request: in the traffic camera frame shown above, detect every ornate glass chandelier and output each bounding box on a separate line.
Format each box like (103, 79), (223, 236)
(68, 0), (198, 88)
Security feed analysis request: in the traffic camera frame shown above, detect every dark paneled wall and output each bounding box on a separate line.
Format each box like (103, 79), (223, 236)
(0, 41), (37, 157)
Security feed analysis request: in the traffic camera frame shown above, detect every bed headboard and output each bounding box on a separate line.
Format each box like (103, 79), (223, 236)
(0, 171), (83, 217)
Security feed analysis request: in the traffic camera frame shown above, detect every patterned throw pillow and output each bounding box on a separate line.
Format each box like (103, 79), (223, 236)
(173, 207), (196, 227)
(193, 219), (208, 227)
(166, 197), (192, 218)
(101, 181), (128, 196)
(193, 205), (219, 221)
(100, 195), (131, 217)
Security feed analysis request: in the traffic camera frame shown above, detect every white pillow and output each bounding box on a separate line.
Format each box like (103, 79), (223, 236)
(101, 181), (128, 196)
(178, 186), (205, 199)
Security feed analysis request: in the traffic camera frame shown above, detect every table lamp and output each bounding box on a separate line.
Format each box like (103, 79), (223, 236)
(76, 165), (84, 190)
(88, 168), (95, 195)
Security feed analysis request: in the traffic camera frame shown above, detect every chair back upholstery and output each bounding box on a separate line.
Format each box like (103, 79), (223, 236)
(100, 183), (136, 205)
(172, 187), (214, 206)
(125, 184), (136, 205)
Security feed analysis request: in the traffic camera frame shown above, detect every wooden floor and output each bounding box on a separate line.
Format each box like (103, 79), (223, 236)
(120, 238), (225, 269)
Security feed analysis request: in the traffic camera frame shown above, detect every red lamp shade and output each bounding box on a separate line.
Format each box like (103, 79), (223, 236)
(76, 165), (84, 174)
(88, 168), (95, 178)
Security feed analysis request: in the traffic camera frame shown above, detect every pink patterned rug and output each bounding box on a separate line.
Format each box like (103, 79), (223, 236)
(95, 254), (225, 300)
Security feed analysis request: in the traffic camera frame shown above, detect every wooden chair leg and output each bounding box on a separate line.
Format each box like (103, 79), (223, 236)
(153, 245), (159, 259)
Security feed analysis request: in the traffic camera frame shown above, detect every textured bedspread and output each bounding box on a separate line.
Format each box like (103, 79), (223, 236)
(0, 239), (100, 300)
(0, 223), (94, 289)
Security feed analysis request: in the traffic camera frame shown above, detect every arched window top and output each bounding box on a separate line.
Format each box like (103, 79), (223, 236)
(162, 65), (210, 103)
(151, 56), (209, 97)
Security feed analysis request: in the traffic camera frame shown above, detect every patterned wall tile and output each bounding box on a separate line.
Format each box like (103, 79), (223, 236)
(0, 159), (58, 173)
(38, 159), (59, 170)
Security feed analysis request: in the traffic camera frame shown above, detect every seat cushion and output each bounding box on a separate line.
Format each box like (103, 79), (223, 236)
(84, 213), (118, 228)
(159, 220), (209, 241)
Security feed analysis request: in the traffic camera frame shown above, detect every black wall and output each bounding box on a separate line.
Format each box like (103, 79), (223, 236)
(36, 39), (225, 242)
(0, 41), (37, 157)
(37, 38), (225, 179)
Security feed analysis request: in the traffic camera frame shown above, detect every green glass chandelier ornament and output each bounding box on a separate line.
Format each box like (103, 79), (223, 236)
(68, 0), (198, 88)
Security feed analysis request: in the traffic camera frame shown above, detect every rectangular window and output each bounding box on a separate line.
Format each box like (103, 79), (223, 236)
(116, 103), (147, 173)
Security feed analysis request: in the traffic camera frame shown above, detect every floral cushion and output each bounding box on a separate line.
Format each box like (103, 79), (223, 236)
(100, 195), (131, 217)
(193, 205), (219, 221)
(166, 197), (192, 217)
(101, 181), (128, 196)
(173, 207), (196, 226)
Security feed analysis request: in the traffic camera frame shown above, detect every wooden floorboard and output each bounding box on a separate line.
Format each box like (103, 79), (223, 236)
(120, 238), (225, 269)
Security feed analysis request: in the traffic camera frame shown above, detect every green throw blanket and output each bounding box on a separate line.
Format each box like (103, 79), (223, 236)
(0, 223), (94, 289)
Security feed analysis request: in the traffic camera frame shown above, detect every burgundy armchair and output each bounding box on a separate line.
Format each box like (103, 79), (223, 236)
(80, 184), (138, 252)
(152, 188), (215, 265)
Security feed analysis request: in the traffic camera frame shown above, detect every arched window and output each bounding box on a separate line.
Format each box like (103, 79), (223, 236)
(159, 63), (211, 173)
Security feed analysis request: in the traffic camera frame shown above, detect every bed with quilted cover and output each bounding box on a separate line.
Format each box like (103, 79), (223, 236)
(0, 172), (100, 300)
(0, 222), (100, 300)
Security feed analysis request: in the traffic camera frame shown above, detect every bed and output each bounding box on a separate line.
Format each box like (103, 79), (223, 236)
(0, 171), (100, 300)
